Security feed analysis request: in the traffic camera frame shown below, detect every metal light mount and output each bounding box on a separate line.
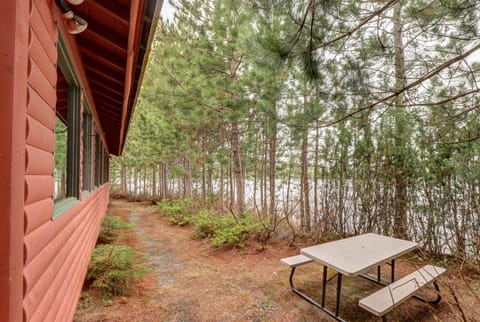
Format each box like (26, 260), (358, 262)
(64, 12), (88, 34)
(55, 0), (88, 34)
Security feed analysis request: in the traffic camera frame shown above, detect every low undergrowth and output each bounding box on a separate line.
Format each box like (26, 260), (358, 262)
(97, 215), (134, 244)
(84, 215), (145, 298)
(86, 244), (146, 296)
(154, 198), (194, 226)
(154, 199), (266, 248)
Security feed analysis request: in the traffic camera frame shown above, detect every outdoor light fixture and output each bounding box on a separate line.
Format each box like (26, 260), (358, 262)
(66, 13), (88, 34)
(55, 0), (88, 34)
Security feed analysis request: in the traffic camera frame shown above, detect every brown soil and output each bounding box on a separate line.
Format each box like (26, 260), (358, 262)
(74, 200), (480, 322)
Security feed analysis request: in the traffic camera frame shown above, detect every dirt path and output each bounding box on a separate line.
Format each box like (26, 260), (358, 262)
(75, 200), (480, 322)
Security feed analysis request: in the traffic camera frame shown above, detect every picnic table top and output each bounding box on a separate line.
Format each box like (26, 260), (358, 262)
(300, 233), (418, 276)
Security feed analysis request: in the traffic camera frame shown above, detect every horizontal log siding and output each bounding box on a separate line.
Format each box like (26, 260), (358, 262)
(24, 199), (54, 235)
(23, 1), (110, 321)
(24, 186), (109, 321)
(53, 189), (108, 322)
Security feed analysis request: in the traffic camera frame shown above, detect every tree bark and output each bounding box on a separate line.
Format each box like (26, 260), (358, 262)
(121, 161), (127, 193)
(300, 92), (311, 232)
(392, 1), (408, 238)
(313, 121), (320, 230)
(184, 156), (193, 198)
(219, 123), (225, 214)
(269, 117), (278, 226)
(231, 121), (245, 217)
(152, 164), (157, 197)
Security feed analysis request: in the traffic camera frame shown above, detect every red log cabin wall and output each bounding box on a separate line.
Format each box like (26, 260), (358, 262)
(20, 0), (110, 321)
(0, 0), (29, 321)
(1, 0), (158, 319)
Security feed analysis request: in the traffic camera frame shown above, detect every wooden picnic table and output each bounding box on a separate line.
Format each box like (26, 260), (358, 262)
(281, 233), (445, 321)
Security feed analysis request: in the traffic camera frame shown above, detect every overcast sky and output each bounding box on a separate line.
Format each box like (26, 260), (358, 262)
(160, 0), (176, 23)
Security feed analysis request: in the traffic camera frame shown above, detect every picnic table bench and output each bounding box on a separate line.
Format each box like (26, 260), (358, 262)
(359, 264), (445, 320)
(280, 233), (445, 321)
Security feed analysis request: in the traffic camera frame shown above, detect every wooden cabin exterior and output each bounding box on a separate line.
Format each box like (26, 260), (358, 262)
(0, 0), (162, 321)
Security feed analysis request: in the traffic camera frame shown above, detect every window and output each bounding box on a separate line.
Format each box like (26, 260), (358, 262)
(82, 109), (94, 195)
(53, 34), (108, 218)
(66, 85), (81, 198)
(53, 35), (83, 217)
(93, 134), (109, 187)
(54, 118), (67, 201)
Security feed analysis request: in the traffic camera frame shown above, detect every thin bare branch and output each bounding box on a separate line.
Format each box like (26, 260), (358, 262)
(326, 42), (480, 126)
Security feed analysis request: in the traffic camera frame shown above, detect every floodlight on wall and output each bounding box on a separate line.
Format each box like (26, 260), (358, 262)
(55, 0), (88, 34)
(65, 13), (88, 34)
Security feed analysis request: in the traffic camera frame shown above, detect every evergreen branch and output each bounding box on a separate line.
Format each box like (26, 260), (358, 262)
(453, 102), (480, 119)
(314, 0), (399, 50)
(162, 64), (224, 113)
(212, 68), (231, 76)
(444, 131), (480, 145)
(285, 0), (314, 55)
(395, 89), (480, 107)
(231, 55), (244, 78)
(326, 42), (480, 126)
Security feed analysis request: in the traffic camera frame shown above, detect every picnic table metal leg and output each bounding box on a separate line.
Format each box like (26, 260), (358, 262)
(335, 273), (343, 316)
(412, 280), (442, 304)
(391, 259), (395, 283)
(288, 267), (297, 290)
(360, 260), (396, 286)
(322, 265), (327, 306)
(287, 266), (347, 322)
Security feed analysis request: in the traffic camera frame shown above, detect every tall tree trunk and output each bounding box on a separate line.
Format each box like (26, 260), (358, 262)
(177, 159), (183, 198)
(229, 161), (234, 210)
(313, 121), (320, 230)
(201, 132), (206, 202)
(261, 130), (267, 215)
(338, 158), (346, 234)
(392, 1), (408, 238)
(152, 164), (157, 197)
(143, 169), (147, 195)
(219, 124), (225, 214)
(184, 156), (193, 198)
(220, 163), (225, 215)
(202, 162), (206, 201)
(161, 163), (168, 199)
(134, 168), (139, 195)
(159, 163), (163, 199)
(269, 118), (278, 227)
(301, 127), (311, 231)
(285, 163), (292, 216)
(231, 121), (245, 216)
(207, 165), (213, 202)
(252, 139), (258, 212)
(121, 162), (127, 193)
(60, 168), (66, 199)
(300, 91), (311, 232)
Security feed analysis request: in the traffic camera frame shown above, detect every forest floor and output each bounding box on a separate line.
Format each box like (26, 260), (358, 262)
(74, 199), (480, 322)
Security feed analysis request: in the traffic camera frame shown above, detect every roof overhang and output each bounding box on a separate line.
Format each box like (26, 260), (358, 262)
(55, 0), (162, 156)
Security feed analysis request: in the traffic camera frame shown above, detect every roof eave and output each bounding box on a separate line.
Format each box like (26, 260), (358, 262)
(115, 0), (163, 156)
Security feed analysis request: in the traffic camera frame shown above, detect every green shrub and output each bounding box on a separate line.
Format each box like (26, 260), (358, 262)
(155, 198), (267, 248)
(210, 213), (264, 248)
(191, 210), (227, 239)
(86, 244), (145, 297)
(97, 215), (134, 244)
(154, 199), (193, 226)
